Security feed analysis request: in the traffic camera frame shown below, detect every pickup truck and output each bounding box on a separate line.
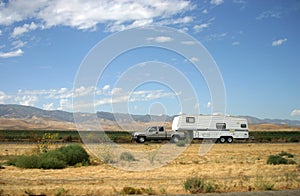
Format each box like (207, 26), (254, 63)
(132, 126), (185, 143)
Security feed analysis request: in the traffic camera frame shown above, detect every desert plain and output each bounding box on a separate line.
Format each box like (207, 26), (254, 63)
(0, 142), (299, 195)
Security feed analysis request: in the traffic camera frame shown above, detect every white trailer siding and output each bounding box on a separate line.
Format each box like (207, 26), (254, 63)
(172, 115), (248, 141)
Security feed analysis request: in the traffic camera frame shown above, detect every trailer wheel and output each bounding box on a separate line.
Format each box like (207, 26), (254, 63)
(171, 136), (180, 143)
(227, 137), (233, 143)
(219, 137), (226, 143)
(137, 136), (145, 143)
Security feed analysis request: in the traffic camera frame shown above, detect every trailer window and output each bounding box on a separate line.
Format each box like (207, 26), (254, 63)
(159, 127), (164, 132)
(186, 117), (195, 123)
(241, 124), (247, 128)
(216, 123), (226, 129)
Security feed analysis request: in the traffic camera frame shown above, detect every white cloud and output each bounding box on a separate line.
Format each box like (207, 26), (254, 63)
(205, 32), (227, 41)
(0, 1), (46, 25)
(207, 101), (212, 108)
(11, 40), (26, 49)
(102, 85), (110, 91)
(0, 29), (2, 35)
(202, 9), (208, 14)
(15, 95), (38, 106)
(0, 49), (23, 58)
(111, 88), (123, 95)
(179, 27), (189, 32)
(1, 0), (193, 31)
(1, 87), (179, 112)
(159, 16), (193, 26)
(256, 10), (281, 20)
(96, 95), (129, 106)
(193, 23), (209, 32)
(291, 109), (300, 117)
(210, 0), (224, 6)
(189, 57), (199, 63)
(95, 89), (177, 106)
(272, 38), (287, 46)
(11, 22), (38, 37)
(181, 41), (196, 45)
(232, 41), (240, 46)
(57, 98), (72, 111)
(0, 91), (10, 104)
(147, 36), (173, 43)
(43, 103), (54, 110)
(173, 16), (193, 24)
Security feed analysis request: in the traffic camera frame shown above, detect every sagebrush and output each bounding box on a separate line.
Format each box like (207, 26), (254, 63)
(183, 177), (216, 193)
(120, 152), (136, 162)
(267, 151), (296, 165)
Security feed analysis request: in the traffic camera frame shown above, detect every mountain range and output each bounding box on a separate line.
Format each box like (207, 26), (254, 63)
(0, 104), (300, 130)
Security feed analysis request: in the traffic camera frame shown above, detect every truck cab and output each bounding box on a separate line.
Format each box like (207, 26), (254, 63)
(132, 126), (185, 143)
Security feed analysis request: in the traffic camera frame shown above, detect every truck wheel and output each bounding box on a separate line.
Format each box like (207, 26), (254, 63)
(219, 137), (226, 143)
(137, 136), (145, 143)
(172, 136), (179, 143)
(227, 137), (233, 143)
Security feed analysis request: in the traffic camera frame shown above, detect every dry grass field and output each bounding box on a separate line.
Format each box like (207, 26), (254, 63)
(0, 143), (299, 195)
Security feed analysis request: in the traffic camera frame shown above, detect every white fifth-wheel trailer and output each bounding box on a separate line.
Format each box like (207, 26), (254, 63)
(172, 114), (249, 143)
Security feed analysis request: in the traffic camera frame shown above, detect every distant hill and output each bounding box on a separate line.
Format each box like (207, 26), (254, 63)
(0, 104), (74, 122)
(241, 116), (300, 127)
(0, 104), (300, 130)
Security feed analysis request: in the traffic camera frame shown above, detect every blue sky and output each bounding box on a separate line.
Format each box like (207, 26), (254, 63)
(0, 0), (299, 120)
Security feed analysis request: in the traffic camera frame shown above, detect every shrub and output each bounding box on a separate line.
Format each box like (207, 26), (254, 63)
(39, 150), (66, 169)
(287, 159), (297, 164)
(176, 140), (186, 147)
(8, 144), (89, 169)
(13, 155), (40, 168)
(288, 136), (299, 143)
(278, 151), (294, 158)
(183, 177), (216, 194)
(59, 144), (89, 166)
(267, 152), (296, 165)
(120, 152), (136, 162)
(267, 155), (288, 165)
(121, 187), (142, 195)
(39, 156), (66, 169)
(142, 187), (156, 195)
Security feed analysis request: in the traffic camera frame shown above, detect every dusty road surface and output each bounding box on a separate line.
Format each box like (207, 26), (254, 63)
(0, 143), (299, 195)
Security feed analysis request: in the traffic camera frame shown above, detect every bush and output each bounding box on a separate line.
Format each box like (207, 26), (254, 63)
(176, 140), (186, 147)
(278, 151), (294, 158)
(183, 177), (216, 194)
(267, 155), (288, 165)
(13, 155), (40, 168)
(288, 136), (299, 143)
(8, 144), (89, 169)
(267, 152), (296, 165)
(40, 156), (66, 169)
(121, 187), (142, 195)
(59, 144), (89, 166)
(39, 150), (66, 169)
(120, 152), (135, 162)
